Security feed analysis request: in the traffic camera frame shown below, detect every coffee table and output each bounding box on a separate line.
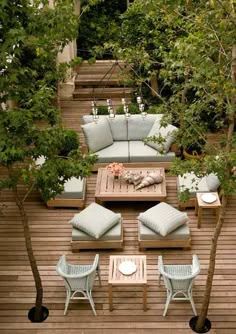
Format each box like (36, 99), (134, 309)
(108, 255), (147, 311)
(95, 167), (166, 203)
(195, 192), (221, 228)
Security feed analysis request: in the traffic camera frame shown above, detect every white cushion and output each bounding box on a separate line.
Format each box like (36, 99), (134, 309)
(138, 202), (188, 237)
(81, 118), (113, 152)
(127, 114), (163, 140)
(69, 202), (121, 239)
(146, 120), (178, 153)
(206, 173), (220, 191)
(82, 115), (127, 140)
(177, 172), (210, 197)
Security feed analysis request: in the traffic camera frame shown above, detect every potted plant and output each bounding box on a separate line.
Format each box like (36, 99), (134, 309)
(183, 137), (206, 159)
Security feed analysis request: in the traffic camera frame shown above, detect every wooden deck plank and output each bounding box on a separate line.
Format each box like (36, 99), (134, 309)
(0, 98), (235, 333)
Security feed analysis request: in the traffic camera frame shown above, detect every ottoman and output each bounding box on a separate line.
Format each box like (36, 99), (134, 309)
(138, 202), (191, 249)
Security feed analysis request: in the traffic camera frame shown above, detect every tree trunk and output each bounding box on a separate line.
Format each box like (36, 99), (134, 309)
(12, 185), (43, 321)
(195, 43), (236, 332)
(195, 195), (227, 331)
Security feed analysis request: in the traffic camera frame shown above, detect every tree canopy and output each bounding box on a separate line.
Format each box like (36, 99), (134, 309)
(0, 0), (96, 200)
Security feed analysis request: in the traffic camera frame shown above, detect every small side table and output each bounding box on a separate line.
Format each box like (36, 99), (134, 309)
(195, 192), (221, 229)
(108, 255), (147, 311)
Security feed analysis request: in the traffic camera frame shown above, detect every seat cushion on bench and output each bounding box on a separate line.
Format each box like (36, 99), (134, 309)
(177, 172), (209, 198)
(138, 202), (188, 237)
(83, 115), (128, 141)
(69, 202), (121, 239)
(72, 219), (122, 241)
(127, 114), (163, 140)
(129, 141), (175, 162)
(95, 141), (129, 163)
(138, 220), (190, 240)
(146, 120), (178, 153)
(81, 117), (113, 152)
(55, 177), (85, 199)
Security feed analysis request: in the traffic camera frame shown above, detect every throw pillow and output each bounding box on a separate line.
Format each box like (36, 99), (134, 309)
(138, 202), (188, 237)
(81, 118), (113, 152)
(206, 173), (220, 191)
(69, 202), (121, 239)
(146, 120), (178, 154)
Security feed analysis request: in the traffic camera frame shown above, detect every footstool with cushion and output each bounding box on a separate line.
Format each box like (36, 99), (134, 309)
(46, 177), (86, 208)
(138, 202), (191, 249)
(70, 202), (123, 251)
(177, 172), (220, 209)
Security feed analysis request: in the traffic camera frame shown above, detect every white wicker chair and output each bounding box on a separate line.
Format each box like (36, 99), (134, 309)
(56, 254), (101, 316)
(158, 255), (200, 316)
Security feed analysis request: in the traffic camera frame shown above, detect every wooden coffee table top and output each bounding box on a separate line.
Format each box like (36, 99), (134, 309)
(95, 167), (166, 202)
(108, 255), (147, 285)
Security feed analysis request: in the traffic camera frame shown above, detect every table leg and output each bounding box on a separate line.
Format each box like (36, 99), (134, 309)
(197, 207), (202, 229)
(195, 198), (198, 216)
(108, 284), (113, 311)
(143, 284), (147, 311)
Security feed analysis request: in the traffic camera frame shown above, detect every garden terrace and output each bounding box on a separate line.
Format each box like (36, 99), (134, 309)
(0, 98), (235, 334)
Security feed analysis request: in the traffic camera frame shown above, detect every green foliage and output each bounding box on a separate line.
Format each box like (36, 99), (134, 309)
(0, 0), (97, 200)
(116, 103), (139, 115)
(78, 0), (127, 59)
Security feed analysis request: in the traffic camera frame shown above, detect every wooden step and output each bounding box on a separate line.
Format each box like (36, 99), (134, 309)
(73, 87), (133, 100)
(74, 74), (125, 87)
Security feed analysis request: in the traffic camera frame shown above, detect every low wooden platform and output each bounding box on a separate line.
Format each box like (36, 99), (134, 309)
(0, 98), (235, 334)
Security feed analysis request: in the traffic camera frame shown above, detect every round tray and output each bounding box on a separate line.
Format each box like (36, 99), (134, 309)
(201, 193), (217, 204)
(118, 261), (137, 276)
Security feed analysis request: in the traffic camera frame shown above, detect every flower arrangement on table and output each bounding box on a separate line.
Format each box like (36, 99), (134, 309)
(106, 162), (125, 179)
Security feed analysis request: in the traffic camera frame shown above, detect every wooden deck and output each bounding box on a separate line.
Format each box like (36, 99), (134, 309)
(0, 98), (236, 334)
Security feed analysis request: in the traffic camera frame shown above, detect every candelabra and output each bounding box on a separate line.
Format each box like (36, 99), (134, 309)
(91, 96), (146, 120)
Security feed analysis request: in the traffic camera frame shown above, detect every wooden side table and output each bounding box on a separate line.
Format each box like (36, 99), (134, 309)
(108, 255), (147, 311)
(195, 192), (221, 229)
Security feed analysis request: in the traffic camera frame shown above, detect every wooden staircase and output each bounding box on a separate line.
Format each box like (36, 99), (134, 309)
(73, 60), (133, 106)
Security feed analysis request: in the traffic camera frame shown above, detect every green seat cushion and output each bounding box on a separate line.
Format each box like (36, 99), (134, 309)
(82, 115), (127, 140)
(129, 141), (175, 162)
(146, 120), (178, 153)
(138, 220), (190, 240)
(206, 173), (220, 191)
(177, 172), (210, 198)
(138, 202), (188, 237)
(72, 219), (122, 241)
(69, 202), (121, 239)
(127, 114), (163, 140)
(55, 177), (85, 199)
(95, 141), (129, 163)
(81, 118), (113, 152)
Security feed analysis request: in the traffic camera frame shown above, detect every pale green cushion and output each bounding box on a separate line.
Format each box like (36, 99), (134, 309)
(82, 115), (127, 140)
(177, 172), (209, 197)
(69, 202), (121, 239)
(81, 118), (113, 152)
(138, 220), (190, 240)
(206, 173), (220, 191)
(95, 141), (129, 163)
(138, 202), (188, 237)
(146, 120), (178, 153)
(129, 141), (175, 162)
(72, 219), (122, 241)
(127, 114), (163, 140)
(55, 177), (85, 199)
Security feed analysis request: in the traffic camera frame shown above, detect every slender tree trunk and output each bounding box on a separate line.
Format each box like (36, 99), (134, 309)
(195, 44), (236, 331)
(195, 195), (227, 331)
(11, 184), (43, 321)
